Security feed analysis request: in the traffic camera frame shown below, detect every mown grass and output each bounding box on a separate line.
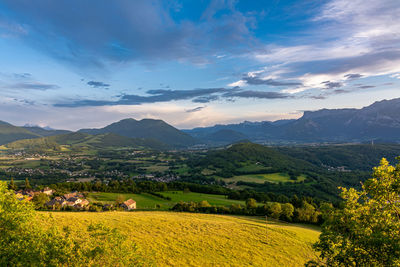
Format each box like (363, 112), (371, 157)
(40, 211), (319, 266)
(87, 191), (246, 210)
(225, 173), (306, 184)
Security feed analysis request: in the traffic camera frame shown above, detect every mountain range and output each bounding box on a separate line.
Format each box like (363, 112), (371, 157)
(184, 98), (400, 144)
(1, 98), (400, 148)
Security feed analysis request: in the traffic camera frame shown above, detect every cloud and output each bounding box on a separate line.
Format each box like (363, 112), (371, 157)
(54, 86), (291, 107)
(242, 75), (302, 87)
(358, 85), (376, 89)
(185, 106), (205, 113)
(224, 90), (291, 99)
(322, 81), (343, 89)
(87, 81), (110, 88)
(344, 73), (363, 79)
(0, 0), (257, 68)
(247, 0), (400, 97)
(6, 82), (59, 91)
(55, 88), (230, 107)
(192, 95), (220, 103)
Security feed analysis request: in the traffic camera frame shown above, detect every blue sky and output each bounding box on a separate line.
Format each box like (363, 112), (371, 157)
(0, 0), (399, 130)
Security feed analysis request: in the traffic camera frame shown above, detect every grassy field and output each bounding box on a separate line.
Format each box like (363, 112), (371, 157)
(40, 211), (319, 266)
(87, 191), (245, 210)
(224, 173), (306, 184)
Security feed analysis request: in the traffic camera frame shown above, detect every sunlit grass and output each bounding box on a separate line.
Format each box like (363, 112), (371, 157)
(41, 211), (320, 266)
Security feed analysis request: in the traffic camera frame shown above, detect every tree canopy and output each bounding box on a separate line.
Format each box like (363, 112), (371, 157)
(310, 158), (400, 266)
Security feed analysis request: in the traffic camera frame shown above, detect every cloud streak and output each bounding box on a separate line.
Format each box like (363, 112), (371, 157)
(54, 86), (291, 107)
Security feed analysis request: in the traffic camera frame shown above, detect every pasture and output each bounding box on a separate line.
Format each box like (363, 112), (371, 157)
(40, 211), (320, 266)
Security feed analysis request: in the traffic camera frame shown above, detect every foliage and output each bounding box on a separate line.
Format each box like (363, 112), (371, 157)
(32, 193), (50, 209)
(310, 158), (400, 266)
(0, 181), (142, 266)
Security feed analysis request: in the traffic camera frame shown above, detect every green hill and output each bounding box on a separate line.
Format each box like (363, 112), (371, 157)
(79, 118), (196, 148)
(190, 142), (316, 177)
(22, 126), (71, 137)
(0, 121), (40, 145)
(5, 132), (170, 151)
(41, 211), (319, 266)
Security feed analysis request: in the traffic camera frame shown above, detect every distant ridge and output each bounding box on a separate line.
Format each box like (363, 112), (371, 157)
(79, 118), (196, 148)
(184, 98), (400, 144)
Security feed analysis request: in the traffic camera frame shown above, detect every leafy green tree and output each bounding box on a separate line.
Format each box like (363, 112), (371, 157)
(246, 198), (257, 209)
(24, 178), (31, 189)
(198, 200), (211, 208)
(296, 201), (319, 223)
(267, 202), (282, 219)
(0, 181), (142, 266)
(280, 203), (294, 221)
(310, 158), (400, 266)
(8, 177), (17, 191)
(32, 193), (50, 209)
(115, 194), (125, 205)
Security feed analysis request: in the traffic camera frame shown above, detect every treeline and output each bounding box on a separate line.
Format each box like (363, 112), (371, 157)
(172, 198), (324, 224)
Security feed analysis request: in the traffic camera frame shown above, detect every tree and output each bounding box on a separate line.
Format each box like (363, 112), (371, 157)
(280, 203), (294, 221)
(24, 178), (31, 189)
(246, 198), (257, 209)
(267, 202), (282, 219)
(8, 178), (17, 191)
(0, 181), (142, 265)
(310, 158), (400, 266)
(32, 193), (50, 209)
(115, 194), (125, 205)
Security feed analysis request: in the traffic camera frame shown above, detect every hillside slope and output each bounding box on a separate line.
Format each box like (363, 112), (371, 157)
(80, 118), (196, 147)
(5, 132), (169, 151)
(41, 211), (319, 266)
(0, 120), (41, 145)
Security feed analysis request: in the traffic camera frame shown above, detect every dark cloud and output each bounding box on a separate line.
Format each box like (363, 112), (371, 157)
(192, 95), (220, 103)
(54, 87), (291, 107)
(186, 106), (205, 113)
(87, 81), (110, 88)
(55, 88), (229, 107)
(322, 81), (342, 89)
(224, 90), (291, 99)
(310, 95), (326, 100)
(344, 73), (363, 79)
(1, 0), (256, 68)
(333, 89), (350, 94)
(242, 75), (302, 87)
(7, 82), (59, 90)
(358, 85), (376, 89)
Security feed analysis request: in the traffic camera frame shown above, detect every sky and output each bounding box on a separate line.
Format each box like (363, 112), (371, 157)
(0, 0), (399, 130)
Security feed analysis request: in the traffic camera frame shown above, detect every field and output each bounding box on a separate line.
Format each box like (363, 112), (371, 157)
(223, 173), (307, 184)
(40, 211), (320, 266)
(87, 191), (245, 210)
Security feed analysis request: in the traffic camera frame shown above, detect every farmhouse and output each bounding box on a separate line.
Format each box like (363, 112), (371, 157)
(41, 187), (54, 195)
(122, 199), (136, 210)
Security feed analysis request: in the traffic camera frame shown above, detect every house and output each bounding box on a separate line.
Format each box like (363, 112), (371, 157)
(63, 192), (78, 199)
(75, 199), (89, 208)
(46, 197), (67, 209)
(121, 199), (136, 210)
(66, 197), (82, 206)
(41, 187), (54, 195)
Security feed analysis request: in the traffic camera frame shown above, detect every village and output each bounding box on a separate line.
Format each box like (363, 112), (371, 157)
(15, 187), (137, 211)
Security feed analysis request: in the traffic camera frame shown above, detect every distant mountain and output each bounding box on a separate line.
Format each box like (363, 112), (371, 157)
(185, 98), (400, 144)
(0, 120), (40, 145)
(22, 126), (71, 137)
(5, 132), (169, 151)
(79, 118), (196, 148)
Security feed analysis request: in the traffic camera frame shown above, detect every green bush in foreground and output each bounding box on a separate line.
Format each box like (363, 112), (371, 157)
(0, 181), (142, 266)
(309, 158), (400, 266)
